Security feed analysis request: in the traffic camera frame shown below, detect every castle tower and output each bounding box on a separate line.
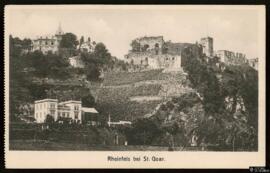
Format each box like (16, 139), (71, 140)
(55, 22), (64, 36)
(200, 36), (213, 57)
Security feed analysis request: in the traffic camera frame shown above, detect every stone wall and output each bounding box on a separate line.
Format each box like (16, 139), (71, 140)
(200, 37), (214, 57)
(125, 36), (202, 72)
(135, 36), (164, 54)
(217, 50), (247, 65)
(164, 42), (201, 56)
(125, 52), (182, 71)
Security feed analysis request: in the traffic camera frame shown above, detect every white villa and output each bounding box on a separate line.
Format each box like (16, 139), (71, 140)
(32, 24), (64, 54)
(34, 99), (98, 124)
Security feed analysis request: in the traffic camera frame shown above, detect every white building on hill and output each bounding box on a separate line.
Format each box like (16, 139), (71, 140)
(34, 99), (98, 124)
(78, 40), (96, 53)
(69, 55), (85, 68)
(32, 23), (64, 54)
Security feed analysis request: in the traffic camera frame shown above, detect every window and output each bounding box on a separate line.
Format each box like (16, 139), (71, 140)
(51, 42), (54, 45)
(45, 41), (48, 45)
(74, 105), (79, 111)
(67, 113), (70, 118)
(75, 112), (79, 119)
(50, 103), (55, 109)
(143, 44), (149, 51)
(50, 110), (55, 116)
(172, 57), (175, 60)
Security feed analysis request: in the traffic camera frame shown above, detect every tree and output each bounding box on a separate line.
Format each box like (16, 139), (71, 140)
(26, 51), (70, 79)
(79, 36), (84, 49)
(80, 42), (114, 81)
(128, 118), (163, 145)
(9, 36), (34, 119)
(80, 36), (84, 44)
(84, 63), (101, 81)
(21, 38), (32, 50)
(60, 33), (79, 49)
(93, 43), (111, 65)
(221, 65), (258, 129)
(82, 94), (96, 107)
(45, 114), (55, 124)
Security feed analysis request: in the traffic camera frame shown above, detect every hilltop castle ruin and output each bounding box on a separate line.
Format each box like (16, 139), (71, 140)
(124, 36), (202, 71)
(124, 35), (257, 71)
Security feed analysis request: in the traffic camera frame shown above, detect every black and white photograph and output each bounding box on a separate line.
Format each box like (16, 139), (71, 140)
(4, 5), (266, 168)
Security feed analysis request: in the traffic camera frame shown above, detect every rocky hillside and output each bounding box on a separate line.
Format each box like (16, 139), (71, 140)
(91, 69), (194, 121)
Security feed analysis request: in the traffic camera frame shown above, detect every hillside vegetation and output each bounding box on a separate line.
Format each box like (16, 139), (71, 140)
(123, 53), (258, 151)
(9, 34), (258, 151)
(9, 35), (126, 120)
(103, 69), (163, 86)
(95, 69), (192, 121)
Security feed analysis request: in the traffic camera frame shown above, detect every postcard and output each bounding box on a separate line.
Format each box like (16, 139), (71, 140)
(4, 5), (266, 168)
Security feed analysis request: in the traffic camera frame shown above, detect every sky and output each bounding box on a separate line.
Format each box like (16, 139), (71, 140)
(6, 5), (265, 59)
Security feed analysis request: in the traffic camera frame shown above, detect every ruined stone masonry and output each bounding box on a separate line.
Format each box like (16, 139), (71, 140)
(124, 36), (202, 71)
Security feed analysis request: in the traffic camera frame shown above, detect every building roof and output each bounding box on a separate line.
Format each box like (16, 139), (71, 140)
(58, 105), (71, 110)
(33, 35), (58, 41)
(35, 99), (58, 103)
(59, 100), (82, 104)
(119, 121), (132, 124)
(81, 107), (98, 113)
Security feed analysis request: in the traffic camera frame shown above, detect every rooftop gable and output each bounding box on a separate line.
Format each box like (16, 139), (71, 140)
(34, 99), (58, 104)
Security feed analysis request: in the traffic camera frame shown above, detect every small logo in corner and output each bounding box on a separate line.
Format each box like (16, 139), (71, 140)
(249, 167), (270, 173)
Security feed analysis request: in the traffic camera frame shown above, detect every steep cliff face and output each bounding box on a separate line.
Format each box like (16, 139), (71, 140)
(130, 61), (258, 150)
(139, 89), (256, 150)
